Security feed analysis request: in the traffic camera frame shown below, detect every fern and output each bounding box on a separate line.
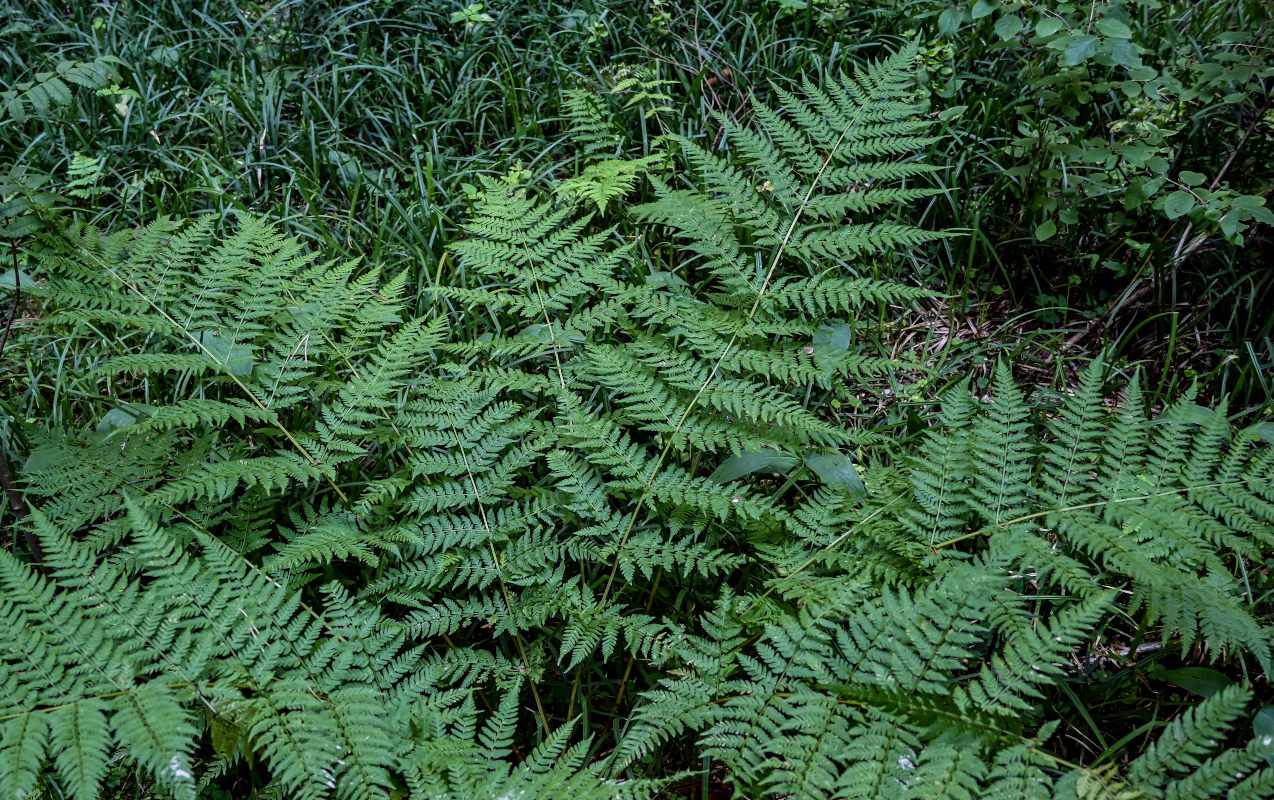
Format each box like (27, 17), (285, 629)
(5, 41), (1273, 800)
(0, 56), (121, 123)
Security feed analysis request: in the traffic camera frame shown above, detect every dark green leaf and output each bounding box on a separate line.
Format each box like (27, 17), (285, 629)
(0, 267), (31, 292)
(1036, 18), (1066, 37)
(1162, 190), (1195, 220)
(198, 330), (255, 377)
(1095, 18), (1133, 39)
(1149, 665), (1233, 698)
(710, 451), (798, 483)
(1057, 35), (1099, 66)
(971, 0), (998, 19)
(1255, 706), (1274, 767)
(937, 7), (965, 35)
(994, 14), (1023, 40)
(97, 405), (154, 436)
(804, 452), (866, 497)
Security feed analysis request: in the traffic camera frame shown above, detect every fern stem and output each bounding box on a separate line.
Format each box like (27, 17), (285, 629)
(447, 421), (553, 737)
(597, 567), (664, 741)
(523, 243), (567, 389)
(595, 53), (880, 608)
(581, 64), (900, 734)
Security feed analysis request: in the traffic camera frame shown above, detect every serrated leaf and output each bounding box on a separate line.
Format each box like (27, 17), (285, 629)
(112, 683), (197, 800)
(51, 700), (110, 800)
(0, 714), (50, 799)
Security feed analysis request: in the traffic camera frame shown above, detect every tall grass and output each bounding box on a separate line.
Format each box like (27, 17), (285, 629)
(2, 0), (1271, 418)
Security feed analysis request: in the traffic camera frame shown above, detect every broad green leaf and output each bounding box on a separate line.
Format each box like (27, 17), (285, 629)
(1056, 35), (1100, 66)
(1219, 210), (1240, 239)
(1106, 38), (1142, 68)
(1153, 403), (1219, 427)
(1034, 219), (1057, 241)
(710, 450), (798, 483)
(1118, 143), (1157, 167)
(1149, 665), (1233, 698)
(97, 404), (155, 436)
(813, 322), (852, 355)
(1255, 706), (1274, 767)
(937, 7), (965, 35)
(1095, 18), (1133, 39)
(1036, 18), (1066, 37)
(0, 267), (31, 291)
(24, 445), (72, 472)
(198, 330), (255, 376)
(971, 0), (998, 19)
(1178, 171), (1206, 187)
(994, 14), (1024, 40)
(804, 452), (866, 498)
(0, 214), (42, 239)
(1162, 190), (1195, 220)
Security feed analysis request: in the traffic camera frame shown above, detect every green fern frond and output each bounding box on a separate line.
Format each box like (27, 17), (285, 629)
(1, 56), (121, 122)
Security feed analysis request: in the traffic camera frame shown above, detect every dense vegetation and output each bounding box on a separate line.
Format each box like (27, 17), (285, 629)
(2, 1), (1272, 798)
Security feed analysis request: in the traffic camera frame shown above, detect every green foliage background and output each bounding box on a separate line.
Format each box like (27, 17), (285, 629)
(1, 1), (1272, 798)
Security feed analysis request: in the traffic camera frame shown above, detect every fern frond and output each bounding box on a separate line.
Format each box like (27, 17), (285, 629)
(1127, 684), (1253, 790)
